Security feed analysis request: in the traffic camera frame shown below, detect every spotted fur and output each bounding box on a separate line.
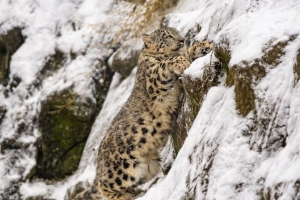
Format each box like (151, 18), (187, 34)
(73, 27), (213, 200)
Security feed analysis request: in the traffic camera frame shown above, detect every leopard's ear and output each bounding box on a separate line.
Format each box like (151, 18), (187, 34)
(142, 34), (154, 47)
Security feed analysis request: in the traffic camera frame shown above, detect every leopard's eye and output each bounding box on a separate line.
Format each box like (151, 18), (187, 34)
(165, 37), (175, 46)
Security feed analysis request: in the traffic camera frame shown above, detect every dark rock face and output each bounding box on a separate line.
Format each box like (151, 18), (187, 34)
(109, 40), (142, 78)
(35, 54), (113, 179)
(226, 62), (266, 117)
(215, 36), (296, 118)
(37, 90), (96, 179)
(0, 27), (25, 54)
(0, 27), (25, 85)
(0, 105), (6, 125)
(294, 49), (300, 82)
(42, 49), (66, 77)
(173, 62), (223, 156)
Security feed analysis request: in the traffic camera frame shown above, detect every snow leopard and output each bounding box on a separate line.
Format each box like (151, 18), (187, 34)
(73, 27), (213, 200)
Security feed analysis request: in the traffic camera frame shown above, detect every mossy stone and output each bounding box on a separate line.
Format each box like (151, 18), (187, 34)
(222, 35), (295, 117)
(262, 35), (297, 67)
(37, 90), (96, 179)
(172, 62), (223, 156)
(214, 42), (231, 74)
(228, 62), (266, 117)
(215, 42), (266, 117)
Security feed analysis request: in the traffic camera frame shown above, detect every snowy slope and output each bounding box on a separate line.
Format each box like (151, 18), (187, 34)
(139, 0), (300, 199)
(0, 0), (136, 198)
(20, 71), (136, 199)
(1, 0), (300, 199)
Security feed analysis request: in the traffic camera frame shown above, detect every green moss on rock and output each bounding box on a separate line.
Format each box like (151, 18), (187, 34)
(214, 42), (231, 74)
(226, 62), (266, 117)
(262, 35), (297, 67)
(37, 90), (96, 179)
(54, 141), (86, 178)
(172, 63), (223, 155)
(221, 35), (294, 117)
(233, 67), (256, 117)
(183, 63), (223, 119)
(215, 43), (266, 117)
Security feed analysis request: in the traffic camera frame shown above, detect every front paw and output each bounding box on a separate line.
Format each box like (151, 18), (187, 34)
(189, 41), (214, 61)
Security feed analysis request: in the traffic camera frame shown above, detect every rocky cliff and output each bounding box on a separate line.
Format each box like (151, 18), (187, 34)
(0, 0), (300, 199)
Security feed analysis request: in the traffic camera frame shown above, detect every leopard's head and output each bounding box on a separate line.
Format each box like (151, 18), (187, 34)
(142, 27), (186, 57)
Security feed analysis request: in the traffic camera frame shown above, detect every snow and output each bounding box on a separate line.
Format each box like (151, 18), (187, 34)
(1, 0), (300, 199)
(20, 182), (51, 198)
(0, 156), (6, 193)
(184, 51), (219, 79)
(18, 70), (136, 199)
(20, 164), (97, 200)
(77, 70), (135, 173)
(139, 0), (300, 199)
(138, 86), (238, 200)
(0, 0), (133, 198)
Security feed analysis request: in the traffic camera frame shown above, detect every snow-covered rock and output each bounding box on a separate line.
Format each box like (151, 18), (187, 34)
(1, 0), (300, 199)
